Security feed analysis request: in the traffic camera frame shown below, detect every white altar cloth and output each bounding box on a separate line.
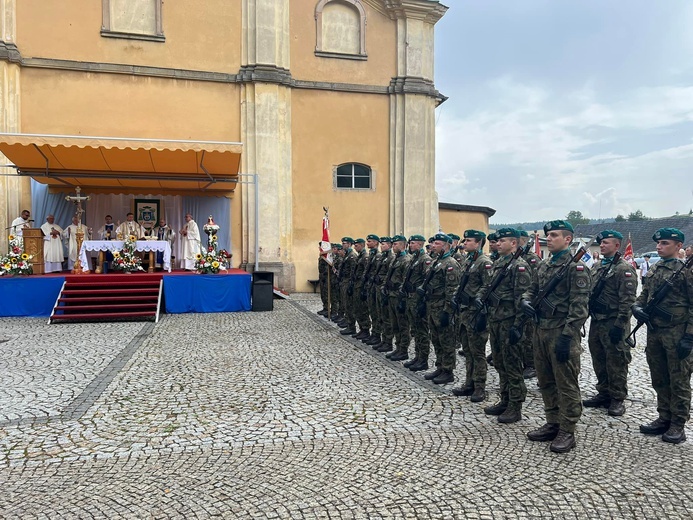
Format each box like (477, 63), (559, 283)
(79, 240), (172, 272)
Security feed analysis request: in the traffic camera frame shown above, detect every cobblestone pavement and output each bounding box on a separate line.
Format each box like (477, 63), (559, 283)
(1, 294), (692, 518)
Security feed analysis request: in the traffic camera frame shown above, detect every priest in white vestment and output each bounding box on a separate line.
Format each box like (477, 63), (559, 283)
(40, 215), (65, 273)
(10, 210), (32, 238)
(63, 216), (90, 270)
(180, 213), (201, 270)
(115, 213), (146, 239)
(153, 217), (176, 269)
(97, 215), (116, 240)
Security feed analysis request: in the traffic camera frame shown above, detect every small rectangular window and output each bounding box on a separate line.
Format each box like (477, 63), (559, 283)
(101, 0), (164, 42)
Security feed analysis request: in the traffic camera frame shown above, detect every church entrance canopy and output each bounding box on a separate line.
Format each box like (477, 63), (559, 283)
(0, 133), (242, 195)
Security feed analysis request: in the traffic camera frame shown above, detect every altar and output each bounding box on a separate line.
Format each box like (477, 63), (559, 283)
(80, 240), (172, 273)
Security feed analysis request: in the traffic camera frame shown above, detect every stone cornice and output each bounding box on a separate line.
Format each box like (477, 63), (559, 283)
(384, 0), (448, 23)
(237, 64), (293, 86)
(0, 40), (21, 64)
(389, 76), (447, 105)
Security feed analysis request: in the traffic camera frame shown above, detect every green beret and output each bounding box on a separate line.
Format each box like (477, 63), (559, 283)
(653, 227), (685, 243)
(354, 238), (365, 244)
(409, 234), (426, 242)
(543, 220), (574, 235)
(595, 230), (623, 244)
(496, 227), (520, 239)
(366, 234), (380, 241)
(428, 236), (435, 243)
(487, 233), (498, 241)
(433, 233), (452, 244)
(380, 236), (391, 243)
(464, 229), (486, 240)
(391, 234), (407, 243)
(341, 236), (354, 244)
(448, 233), (460, 240)
(334, 243), (343, 250)
(519, 230), (529, 237)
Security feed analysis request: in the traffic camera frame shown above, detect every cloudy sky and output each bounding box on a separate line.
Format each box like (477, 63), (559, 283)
(434, 0), (693, 223)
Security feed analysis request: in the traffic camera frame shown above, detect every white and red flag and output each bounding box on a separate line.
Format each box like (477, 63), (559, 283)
(624, 234), (635, 267)
(534, 231), (542, 257)
(321, 207), (332, 254)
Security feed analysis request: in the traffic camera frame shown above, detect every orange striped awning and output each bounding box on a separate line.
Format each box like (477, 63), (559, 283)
(0, 133), (243, 195)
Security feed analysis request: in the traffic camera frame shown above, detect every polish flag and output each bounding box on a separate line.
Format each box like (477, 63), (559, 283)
(321, 208), (331, 253)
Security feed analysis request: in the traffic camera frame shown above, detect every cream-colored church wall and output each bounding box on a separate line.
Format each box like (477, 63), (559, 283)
(15, 0), (242, 73)
(439, 209), (490, 237)
(20, 68), (241, 141)
(291, 89), (390, 292)
(289, 0), (397, 85)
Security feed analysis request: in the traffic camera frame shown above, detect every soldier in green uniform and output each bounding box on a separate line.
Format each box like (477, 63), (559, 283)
(633, 228), (693, 444)
(476, 228), (532, 423)
(384, 235), (412, 361)
(330, 243), (343, 321)
(423, 233), (462, 385)
(365, 236), (385, 346)
(374, 237), (394, 352)
(351, 238), (372, 339)
(451, 230), (493, 401)
(402, 235), (433, 371)
(449, 233), (464, 263)
(339, 237), (358, 336)
(520, 220), (591, 453)
(317, 243), (330, 317)
(519, 230), (541, 379)
(583, 230), (636, 417)
(488, 232), (500, 262)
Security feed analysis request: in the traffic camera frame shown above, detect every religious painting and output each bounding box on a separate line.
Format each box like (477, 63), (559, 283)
(134, 199), (161, 236)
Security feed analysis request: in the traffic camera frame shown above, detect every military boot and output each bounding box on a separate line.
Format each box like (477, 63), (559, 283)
(410, 359), (429, 372)
(356, 329), (371, 340)
(340, 327), (356, 335)
(403, 357), (420, 368)
(470, 385), (486, 403)
(337, 318), (348, 328)
(432, 369), (454, 385)
(522, 366), (537, 379)
(498, 403), (522, 424)
(365, 334), (381, 346)
(424, 368), (442, 380)
(317, 309), (328, 317)
(583, 394), (610, 408)
(639, 418), (670, 435)
(390, 350), (408, 362)
(483, 400), (508, 416)
(662, 424), (687, 444)
(330, 314), (340, 322)
(607, 399), (626, 417)
(451, 383), (474, 397)
(527, 422), (559, 442)
(549, 430), (576, 453)
(377, 342), (394, 353)
(370, 338), (383, 350)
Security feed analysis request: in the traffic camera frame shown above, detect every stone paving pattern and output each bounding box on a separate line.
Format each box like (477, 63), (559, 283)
(1, 293), (692, 518)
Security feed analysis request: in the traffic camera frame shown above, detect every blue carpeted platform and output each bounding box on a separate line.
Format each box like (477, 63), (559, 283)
(0, 276), (66, 317)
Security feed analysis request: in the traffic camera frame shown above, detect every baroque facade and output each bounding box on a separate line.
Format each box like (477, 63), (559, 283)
(0, 0), (448, 291)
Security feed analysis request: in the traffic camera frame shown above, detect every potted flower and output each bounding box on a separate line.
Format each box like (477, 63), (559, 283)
(111, 235), (145, 273)
(0, 234), (34, 276)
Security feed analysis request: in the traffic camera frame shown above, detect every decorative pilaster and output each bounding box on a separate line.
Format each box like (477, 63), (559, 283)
(386, 0), (447, 238)
(0, 0), (25, 255)
(240, 0), (295, 290)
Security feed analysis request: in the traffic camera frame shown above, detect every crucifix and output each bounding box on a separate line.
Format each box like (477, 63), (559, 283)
(65, 187), (91, 274)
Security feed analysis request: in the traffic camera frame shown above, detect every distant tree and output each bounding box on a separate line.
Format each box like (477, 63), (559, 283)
(627, 209), (648, 221)
(565, 210), (590, 226)
(615, 214), (626, 222)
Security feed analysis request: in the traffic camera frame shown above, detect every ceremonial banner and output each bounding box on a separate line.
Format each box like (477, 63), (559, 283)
(534, 231), (542, 257)
(321, 207), (331, 253)
(134, 199), (161, 235)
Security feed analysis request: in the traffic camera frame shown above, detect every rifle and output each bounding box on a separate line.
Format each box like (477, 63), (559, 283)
(359, 249), (378, 301)
(451, 251), (480, 312)
(625, 254), (693, 348)
(516, 246), (587, 331)
(472, 245), (527, 332)
(414, 257), (440, 317)
(588, 252), (621, 318)
(396, 251), (420, 313)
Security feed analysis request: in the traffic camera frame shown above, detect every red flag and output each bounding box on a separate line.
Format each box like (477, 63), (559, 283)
(321, 209), (331, 253)
(534, 231), (541, 257)
(624, 237), (633, 260)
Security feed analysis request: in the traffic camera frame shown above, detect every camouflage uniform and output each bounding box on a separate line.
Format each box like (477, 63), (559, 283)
(522, 249), (591, 434)
(428, 251), (462, 374)
(387, 250), (412, 357)
(339, 248), (358, 330)
(318, 255), (329, 312)
(479, 254), (532, 410)
(330, 254), (342, 317)
(406, 249), (434, 363)
(587, 257), (637, 402)
(376, 250), (394, 348)
(353, 248), (372, 333)
(635, 258), (693, 427)
(457, 252), (494, 388)
(522, 251), (542, 370)
(367, 249), (386, 341)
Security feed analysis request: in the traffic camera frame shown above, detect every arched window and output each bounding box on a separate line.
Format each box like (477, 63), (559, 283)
(334, 163), (373, 190)
(315, 0), (367, 60)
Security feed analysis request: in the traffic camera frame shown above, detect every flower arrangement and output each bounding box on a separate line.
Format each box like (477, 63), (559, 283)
(112, 235), (145, 273)
(195, 237), (228, 274)
(0, 234), (34, 276)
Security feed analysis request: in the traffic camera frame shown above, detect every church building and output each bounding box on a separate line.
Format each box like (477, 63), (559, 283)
(0, 0), (449, 291)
